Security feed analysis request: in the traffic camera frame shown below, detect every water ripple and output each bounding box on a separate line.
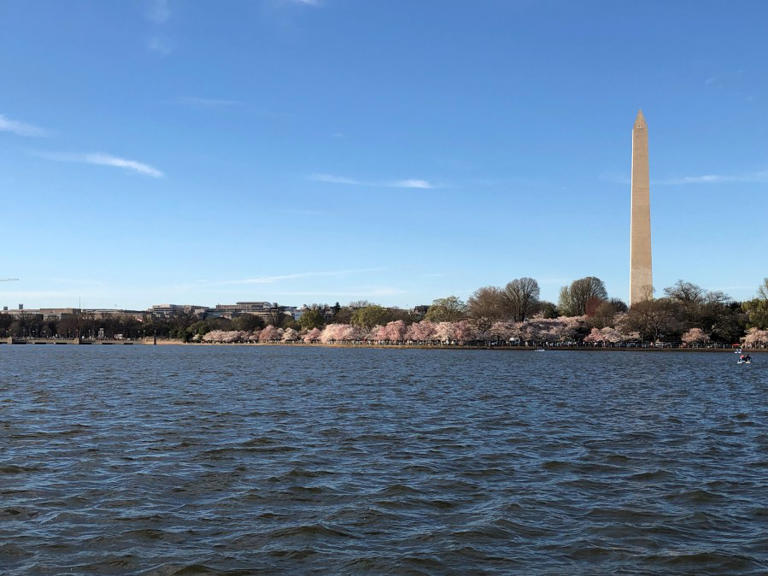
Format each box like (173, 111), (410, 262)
(1, 346), (767, 574)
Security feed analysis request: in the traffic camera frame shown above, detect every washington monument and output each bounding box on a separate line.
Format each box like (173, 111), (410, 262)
(629, 109), (652, 305)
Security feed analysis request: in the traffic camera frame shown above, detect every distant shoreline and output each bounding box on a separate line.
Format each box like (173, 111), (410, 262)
(3, 337), (763, 353)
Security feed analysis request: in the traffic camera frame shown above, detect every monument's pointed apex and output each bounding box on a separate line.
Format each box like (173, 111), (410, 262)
(635, 109), (646, 126)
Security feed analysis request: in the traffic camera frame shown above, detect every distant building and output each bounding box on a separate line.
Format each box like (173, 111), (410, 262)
(209, 301), (299, 321)
(1, 307), (78, 320)
(0, 307), (145, 321)
(149, 304), (207, 318)
(412, 305), (430, 318)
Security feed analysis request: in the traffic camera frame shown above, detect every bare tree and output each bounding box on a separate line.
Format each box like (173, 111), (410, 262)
(504, 277), (540, 322)
(467, 286), (508, 321)
(664, 280), (705, 306)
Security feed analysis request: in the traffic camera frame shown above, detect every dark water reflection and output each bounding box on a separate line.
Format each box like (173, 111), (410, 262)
(1, 346), (766, 574)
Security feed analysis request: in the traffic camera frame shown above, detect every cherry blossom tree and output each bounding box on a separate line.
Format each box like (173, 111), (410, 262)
(406, 320), (436, 343)
(434, 321), (457, 344)
(489, 320), (517, 343)
(583, 327), (602, 345)
(600, 326), (624, 345)
(381, 320), (406, 343)
(202, 330), (248, 343)
(320, 323), (346, 343)
(259, 325), (283, 342)
(681, 327), (710, 348)
(453, 320), (478, 344)
(303, 327), (322, 343)
(282, 327), (299, 342)
(370, 324), (388, 342)
(743, 327), (768, 348)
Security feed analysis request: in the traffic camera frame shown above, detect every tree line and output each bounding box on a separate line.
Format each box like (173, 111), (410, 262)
(2, 276), (767, 347)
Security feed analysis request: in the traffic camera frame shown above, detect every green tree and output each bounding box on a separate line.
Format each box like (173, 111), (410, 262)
(232, 314), (265, 332)
(298, 307), (327, 330)
(0, 314), (13, 337)
(558, 286), (574, 316)
(743, 278), (768, 329)
(350, 305), (391, 328)
(743, 299), (768, 330)
(539, 301), (559, 319)
(425, 296), (467, 322)
(560, 276), (608, 316)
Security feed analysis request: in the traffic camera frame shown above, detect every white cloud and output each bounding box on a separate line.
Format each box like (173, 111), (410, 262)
(656, 171), (768, 186)
(309, 173), (435, 189)
(84, 153), (164, 178)
(287, 0), (320, 5)
(0, 113), (48, 137)
(310, 173), (361, 185)
(178, 96), (242, 109)
(34, 151), (164, 178)
(147, 0), (171, 23)
(391, 179), (433, 189)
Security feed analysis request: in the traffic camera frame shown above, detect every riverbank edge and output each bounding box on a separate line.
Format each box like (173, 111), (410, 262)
(3, 338), (763, 352)
(142, 340), (766, 352)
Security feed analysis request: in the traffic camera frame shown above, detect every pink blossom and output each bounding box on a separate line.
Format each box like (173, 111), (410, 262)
(681, 328), (710, 347)
(743, 327), (768, 348)
(406, 320), (436, 342)
(282, 327), (299, 342)
(303, 327), (322, 343)
(259, 325), (283, 342)
(434, 321), (456, 344)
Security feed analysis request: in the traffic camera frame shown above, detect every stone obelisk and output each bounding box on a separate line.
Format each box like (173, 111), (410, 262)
(629, 109), (652, 305)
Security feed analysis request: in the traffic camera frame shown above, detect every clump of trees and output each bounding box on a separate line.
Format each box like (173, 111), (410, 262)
(3, 277), (766, 349)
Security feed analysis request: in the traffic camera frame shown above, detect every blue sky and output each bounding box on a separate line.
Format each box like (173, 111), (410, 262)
(1, 0), (767, 310)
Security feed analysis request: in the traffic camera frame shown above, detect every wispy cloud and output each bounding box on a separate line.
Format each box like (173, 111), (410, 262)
(33, 151), (164, 178)
(146, 0), (171, 23)
(600, 169), (768, 187)
(392, 179), (432, 189)
(84, 153), (165, 178)
(0, 113), (48, 137)
(309, 173), (436, 189)
(178, 96), (242, 109)
(217, 267), (384, 286)
(269, 287), (408, 298)
(286, 0), (321, 5)
(311, 173), (361, 185)
(656, 171), (768, 186)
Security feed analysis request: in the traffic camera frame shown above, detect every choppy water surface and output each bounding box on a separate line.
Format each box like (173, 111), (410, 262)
(1, 346), (767, 575)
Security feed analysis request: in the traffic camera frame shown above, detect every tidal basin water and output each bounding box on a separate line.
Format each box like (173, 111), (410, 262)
(1, 346), (767, 575)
